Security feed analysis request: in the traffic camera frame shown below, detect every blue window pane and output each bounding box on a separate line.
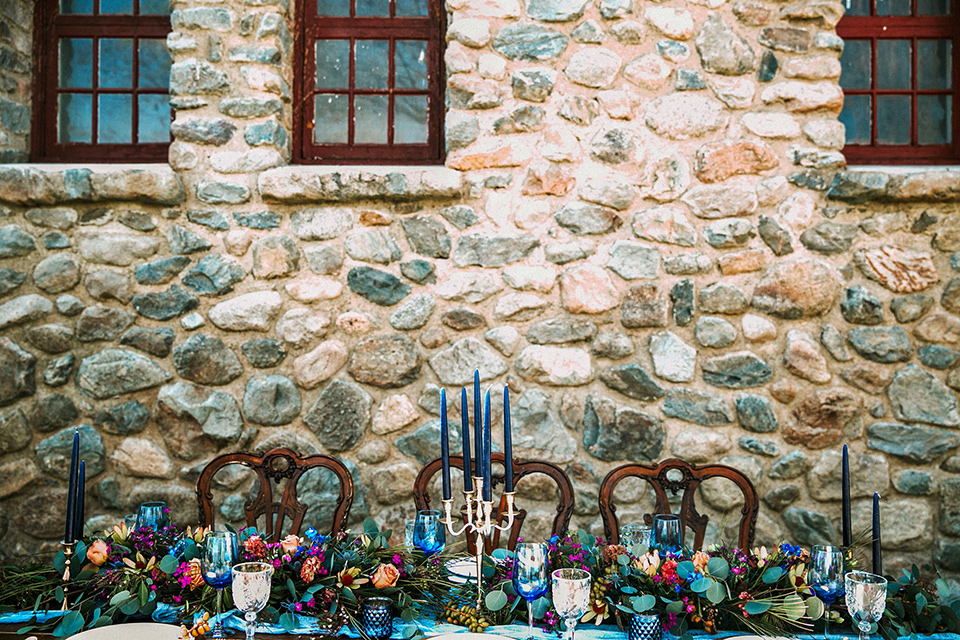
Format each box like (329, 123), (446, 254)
(876, 40), (911, 89)
(139, 0), (169, 14)
(139, 95), (170, 142)
(99, 39), (133, 88)
(316, 40), (349, 89)
(877, 95), (911, 144)
(918, 40), (951, 89)
(98, 94), (132, 143)
(357, 0), (388, 15)
(846, 0), (869, 14)
(839, 40), (871, 90)
(100, 0), (133, 14)
(877, 0), (910, 14)
(60, 0), (93, 13)
(395, 40), (427, 89)
(314, 94), (348, 143)
(918, 0), (950, 13)
(396, 0), (428, 15)
(918, 95), (952, 144)
(139, 39), (171, 88)
(317, 0), (350, 15)
(395, 95), (428, 143)
(60, 39), (93, 88)
(839, 94), (871, 144)
(355, 94), (388, 143)
(58, 94), (92, 142)
(355, 40), (388, 89)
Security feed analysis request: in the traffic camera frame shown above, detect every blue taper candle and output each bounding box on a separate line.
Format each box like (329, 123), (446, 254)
(504, 385), (513, 493)
(74, 460), (85, 541)
(474, 370), (481, 479)
(460, 388), (472, 492)
(64, 428), (79, 544)
(842, 444), (852, 548)
(440, 389), (451, 501)
(872, 493), (882, 575)
(483, 390), (492, 502)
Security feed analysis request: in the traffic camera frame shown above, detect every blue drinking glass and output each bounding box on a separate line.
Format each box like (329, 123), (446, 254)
(413, 510), (445, 557)
(135, 501), (169, 531)
(651, 514), (683, 556)
(202, 531), (238, 638)
(513, 542), (549, 640)
(809, 545), (845, 639)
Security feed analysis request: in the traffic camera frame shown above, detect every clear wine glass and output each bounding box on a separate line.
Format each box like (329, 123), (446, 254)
(845, 571), (887, 640)
(808, 545), (845, 639)
(232, 562), (273, 640)
(551, 568), (591, 640)
(620, 525), (651, 552)
(135, 501), (169, 531)
(413, 510), (445, 557)
(202, 531), (238, 638)
(651, 515), (683, 555)
(513, 543), (549, 640)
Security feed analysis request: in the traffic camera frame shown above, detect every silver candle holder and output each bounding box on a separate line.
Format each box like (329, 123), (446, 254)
(441, 475), (518, 608)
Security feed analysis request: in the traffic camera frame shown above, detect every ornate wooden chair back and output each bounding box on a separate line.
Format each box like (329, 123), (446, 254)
(413, 453), (575, 554)
(598, 458), (759, 551)
(196, 447), (354, 542)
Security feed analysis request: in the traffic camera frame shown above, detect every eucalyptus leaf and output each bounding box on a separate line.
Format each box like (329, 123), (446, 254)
(486, 590), (508, 611)
(401, 608), (416, 623)
(676, 561), (695, 580)
(532, 596), (551, 619)
(706, 582), (725, 605)
(805, 596), (824, 620)
(630, 543), (648, 557)
(492, 548), (510, 561)
(109, 591), (130, 606)
(119, 597), (141, 616)
(93, 616), (114, 629)
(665, 600), (684, 614)
(286, 578), (297, 601)
(617, 554), (630, 566)
(280, 612), (295, 633)
(782, 593), (806, 620)
(53, 550), (66, 575)
(706, 557), (729, 580)
(691, 577), (712, 593)
(364, 518), (379, 535)
(159, 555), (178, 575)
(401, 626), (418, 638)
(631, 595), (656, 613)
(744, 601), (772, 615)
(917, 592), (928, 616)
(762, 566), (784, 584)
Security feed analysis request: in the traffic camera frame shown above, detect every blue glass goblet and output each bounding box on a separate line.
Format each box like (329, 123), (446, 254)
(202, 531), (238, 638)
(651, 514), (682, 556)
(135, 501), (169, 531)
(413, 510), (445, 557)
(808, 545), (845, 639)
(513, 542), (549, 640)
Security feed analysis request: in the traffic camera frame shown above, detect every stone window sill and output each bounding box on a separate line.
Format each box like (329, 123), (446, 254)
(0, 163), (185, 206)
(827, 166), (960, 203)
(258, 165), (463, 203)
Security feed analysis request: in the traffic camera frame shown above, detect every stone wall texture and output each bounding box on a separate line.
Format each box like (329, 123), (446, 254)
(4, 0), (960, 577)
(0, 0), (32, 163)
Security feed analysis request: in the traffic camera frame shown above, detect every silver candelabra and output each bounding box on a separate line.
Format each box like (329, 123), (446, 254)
(441, 476), (518, 608)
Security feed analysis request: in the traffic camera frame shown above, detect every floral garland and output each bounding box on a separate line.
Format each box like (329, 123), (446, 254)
(1, 519), (958, 639)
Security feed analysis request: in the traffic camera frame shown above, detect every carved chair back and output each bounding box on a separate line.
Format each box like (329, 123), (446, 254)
(413, 453), (575, 553)
(196, 447), (354, 542)
(599, 458), (759, 550)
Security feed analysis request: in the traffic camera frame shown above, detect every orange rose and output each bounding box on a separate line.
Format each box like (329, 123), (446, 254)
(281, 534), (301, 555)
(86, 539), (110, 566)
(371, 563), (400, 589)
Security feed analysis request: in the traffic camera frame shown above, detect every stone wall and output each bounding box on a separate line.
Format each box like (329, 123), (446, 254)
(0, 0), (32, 163)
(4, 0), (960, 577)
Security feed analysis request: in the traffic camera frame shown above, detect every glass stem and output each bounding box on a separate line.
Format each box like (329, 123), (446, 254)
(565, 618), (577, 640)
(214, 587), (224, 637)
(823, 604), (829, 640)
(859, 621), (871, 640)
(527, 599), (535, 639)
(244, 611), (256, 640)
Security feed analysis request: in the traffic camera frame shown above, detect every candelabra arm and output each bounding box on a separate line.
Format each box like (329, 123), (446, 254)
(441, 498), (472, 538)
(490, 492), (517, 533)
(60, 541), (75, 610)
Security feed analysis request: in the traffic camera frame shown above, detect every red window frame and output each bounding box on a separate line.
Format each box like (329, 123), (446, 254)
(31, 0), (171, 163)
(294, 0), (445, 164)
(837, 0), (960, 164)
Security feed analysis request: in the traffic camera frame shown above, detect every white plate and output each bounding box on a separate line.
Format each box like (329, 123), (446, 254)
(71, 623), (182, 640)
(445, 558), (479, 584)
(428, 633), (509, 640)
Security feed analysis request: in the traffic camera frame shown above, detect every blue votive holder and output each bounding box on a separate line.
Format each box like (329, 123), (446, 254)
(361, 597), (394, 639)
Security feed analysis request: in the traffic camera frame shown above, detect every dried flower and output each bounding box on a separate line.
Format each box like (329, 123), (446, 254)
(301, 556), (323, 583)
(601, 544), (627, 564)
(243, 535), (267, 559)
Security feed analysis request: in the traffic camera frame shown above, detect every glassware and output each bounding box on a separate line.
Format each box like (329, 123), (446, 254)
(123, 513), (138, 531)
(232, 562), (273, 640)
(845, 571), (887, 640)
(620, 525), (651, 551)
(404, 519), (416, 548)
(651, 515), (683, 555)
(551, 568), (591, 640)
(135, 501), (169, 531)
(361, 596), (394, 639)
(513, 543), (549, 640)
(808, 545), (845, 639)
(202, 531), (238, 639)
(412, 510), (445, 557)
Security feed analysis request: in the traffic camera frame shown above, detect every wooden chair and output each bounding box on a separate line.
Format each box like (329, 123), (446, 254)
(196, 447), (354, 542)
(599, 458), (759, 551)
(413, 453), (575, 554)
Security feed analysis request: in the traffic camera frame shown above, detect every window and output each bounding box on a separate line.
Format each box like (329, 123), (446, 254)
(32, 0), (171, 162)
(294, 0), (444, 163)
(837, 0), (959, 163)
